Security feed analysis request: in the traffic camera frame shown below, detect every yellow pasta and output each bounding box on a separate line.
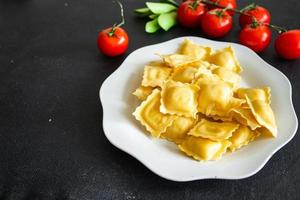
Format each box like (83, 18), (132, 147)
(229, 126), (261, 152)
(170, 65), (200, 83)
(246, 95), (277, 137)
(160, 80), (200, 118)
(141, 65), (172, 87)
(178, 39), (211, 60)
(231, 108), (261, 130)
(235, 87), (271, 104)
(178, 136), (231, 161)
(133, 89), (177, 137)
(187, 119), (239, 141)
(160, 54), (200, 68)
(209, 46), (242, 73)
(133, 86), (154, 101)
(161, 116), (198, 144)
(197, 81), (244, 116)
(213, 67), (241, 88)
(132, 38), (277, 162)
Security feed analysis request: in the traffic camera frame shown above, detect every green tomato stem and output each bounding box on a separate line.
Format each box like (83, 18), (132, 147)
(108, 1), (125, 37)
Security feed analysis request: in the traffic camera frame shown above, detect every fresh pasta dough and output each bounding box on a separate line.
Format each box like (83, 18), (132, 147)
(132, 38), (277, 162)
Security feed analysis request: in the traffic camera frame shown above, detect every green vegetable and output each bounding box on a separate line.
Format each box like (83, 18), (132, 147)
(158, 11), (177, 31)
(146, 2), (177, 14)
(149, 14), (158, 19)
(135, 7), (151, 14)
(145, 18), (161, 33)
(135, 7), (152, 17)
(160, 0), (179, 7)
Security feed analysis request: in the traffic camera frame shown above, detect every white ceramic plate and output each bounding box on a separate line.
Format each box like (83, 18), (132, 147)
(100, 36), (298, 182)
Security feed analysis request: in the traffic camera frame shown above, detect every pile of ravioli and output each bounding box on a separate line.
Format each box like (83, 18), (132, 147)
(132, 39), (277, 161)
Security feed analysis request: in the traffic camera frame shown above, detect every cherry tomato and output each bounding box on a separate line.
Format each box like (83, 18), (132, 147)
(97, 27), (129, 57)
(201, 9), (232, 38)
(239, 24), (271, 53)
(208, 0), (237, 16)
(177, 0), (207, 28)
(275, 30), (300, 60)
(239, 5), (271, 28)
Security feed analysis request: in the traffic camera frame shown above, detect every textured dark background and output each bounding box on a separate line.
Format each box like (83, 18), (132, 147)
(0, 0), (299, 199)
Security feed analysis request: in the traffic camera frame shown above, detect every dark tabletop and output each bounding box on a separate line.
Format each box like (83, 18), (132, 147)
(0, 0), (300, 199)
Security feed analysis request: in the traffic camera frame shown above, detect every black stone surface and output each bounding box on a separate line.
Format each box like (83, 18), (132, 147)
(0, 0), (299, 199)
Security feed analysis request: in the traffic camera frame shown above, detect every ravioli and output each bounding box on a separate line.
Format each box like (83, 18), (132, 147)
(178, 39), (211, 60)
(213, 67), (241, 88)
(197, 81), (244, 116)
(193, 73), (223, 87)
(188, 119), (239, 141)
(160, 54), (200, 68)
(209, 46), (242, 73)
(178, 136), (231, 161)
(133, 86), (154, 100)
(235, 87), (271, 104)
(170, 65), (200, 83)
(132, 39), (277, 162)
(160, 80), (199, 118)
(161, 116), (197, 144)
(141, 65), (172, 87)
(246, 96), (277, 137)
(229, 126), (260, 152)
(133, 89), (177, 137)
(231, 108), (261, 130)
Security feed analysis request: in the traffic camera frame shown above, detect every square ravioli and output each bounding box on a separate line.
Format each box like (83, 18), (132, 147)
(160, 116), (198, 144)
(246, 95), (277, 137)
(178, 136), (231, 161)
(213, 67), (241, 88)
(178, 39), (211, 60)
(170, 65), (200, 83)
(188, 119), (239, 141)
(229, 126), (261, 152)
(141, 65), (172, 87)
(160, 54), (200, 68)
(197, 81), (244, 116)
(230, 108), (261, 130)
(160, 80), (200, 118)
(209, 46), (242, 73)
(235, 87), (271, 104)
(133, 89), (177, 138)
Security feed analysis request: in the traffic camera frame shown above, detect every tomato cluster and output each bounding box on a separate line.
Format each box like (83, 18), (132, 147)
(177, 0), (300, 59)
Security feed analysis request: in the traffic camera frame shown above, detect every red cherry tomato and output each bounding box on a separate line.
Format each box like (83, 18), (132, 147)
(201, 9), (232, 38)
(239, 5), (271, 28)
(177, 0), (207, 28)
(239, 24), (271, 53)
(275, 30), (300, 60)
(208, 0), (237, 16)
(97, 27), (129, 57)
